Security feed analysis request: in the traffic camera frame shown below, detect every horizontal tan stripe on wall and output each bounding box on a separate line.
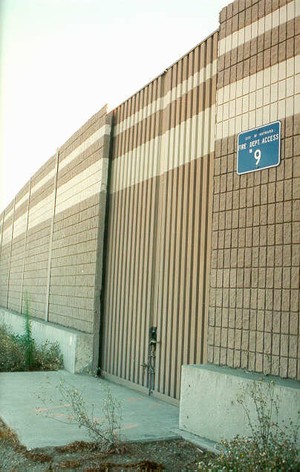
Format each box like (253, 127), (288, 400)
(219, 0), (295, 43)
(55, 159), (108, 215)
(2, 231), (26, 250)
(114, 60), (217, 138)
(162, 76), (216, 134)
(8, 189), (102, 243)
(28, 193), (54, 231)
(217, 55), (299, 106)
(218, 14), (298, 73)
(2, 214), (14, 232)
(31, 155), (56, 189)
(57, 134), (109, 188)
(216, 55), (300, 140)
(1, 225), (13, 246)
(7, 157), (107, 242)
(59, 106), (109, 159)
(110, 106), (215, 194)
(113, 76), (217, 161)
(216, 94), (297, 141)
(113, 77), (163, 130)
(30, 168), (56, 197)
(12, 212), (28, 239)
(14, 182), (30, 208)
(30, 179), (54, 209)
(113, 32), (218, 129)
(58, 124), (111, 171)
(13, 199), (29, 221)
(53, 192), (100, 225)
(14, 180), (30, 201)
(218, 31), (299, 90)
(2, 202), (14, 223)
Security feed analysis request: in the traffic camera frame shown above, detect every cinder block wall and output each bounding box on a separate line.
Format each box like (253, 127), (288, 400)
(1, 0), (299, 395)
(24, 157), (57, 317)
(0, 201), (15, 307)
(0, 106), (111, 370)
(208, 0), (300, 379)
(6, 182), (30, 313)
(48, 106), (111, 336)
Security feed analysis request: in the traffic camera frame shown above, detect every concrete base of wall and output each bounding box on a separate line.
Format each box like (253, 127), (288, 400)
(179, 364), (300, 447)
(0, 307), (94, 374)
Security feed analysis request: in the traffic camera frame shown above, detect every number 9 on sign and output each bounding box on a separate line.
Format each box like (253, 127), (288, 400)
(254, 149), (261, 166)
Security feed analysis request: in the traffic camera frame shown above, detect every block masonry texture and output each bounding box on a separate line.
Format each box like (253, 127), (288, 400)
(0, 106), (112, 371)
(208, 0), (300, 380)
(0, 0), (299, 400)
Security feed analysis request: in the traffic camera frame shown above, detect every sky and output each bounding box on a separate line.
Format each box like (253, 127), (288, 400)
(0, 0), (229, 212)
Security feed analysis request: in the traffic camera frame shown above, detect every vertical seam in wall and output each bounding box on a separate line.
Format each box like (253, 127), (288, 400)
(150, 75), (165, 325)
(148, 76), (166, 375)
(45, 149), (59, 322)
(212, 30), (222, 366)
(98, 115), (114, 371)
(211, 33), (219, 365)
(6, 198), (16, 308)
(201, 78), (215, 364)
(19, 179), (32, 312)
(201, 44), (210, 363)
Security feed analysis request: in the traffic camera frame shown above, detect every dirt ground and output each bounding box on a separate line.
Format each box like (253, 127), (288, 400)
(0, 418), (214, 471)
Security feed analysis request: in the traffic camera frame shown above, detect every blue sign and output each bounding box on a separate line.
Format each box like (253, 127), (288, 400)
(237, 121), (281, 175)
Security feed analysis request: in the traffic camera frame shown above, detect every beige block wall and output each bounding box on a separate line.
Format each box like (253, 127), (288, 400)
(48, 106), (111, 336)
(0, 0), (299, 396)
(24, 158), (56, 318)
(208, 0), (300, 380)
(8, 184), (30, 313)
(0, 202), (14, 306)
(0, 105), (112, 359)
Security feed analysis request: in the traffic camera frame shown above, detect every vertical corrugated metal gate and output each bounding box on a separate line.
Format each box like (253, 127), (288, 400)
(101, 32), (218, 401)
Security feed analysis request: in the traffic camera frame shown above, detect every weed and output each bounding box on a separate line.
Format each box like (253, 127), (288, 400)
(198, 379), (299, 471)
(38, 380), (123, 453)
(0, 323), (63, 372)
(59, 381), (123, 452)
(102, 385), (123, 445)
(23, 296), (34, 369)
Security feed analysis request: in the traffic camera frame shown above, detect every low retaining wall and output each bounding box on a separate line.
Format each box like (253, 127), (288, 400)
(0, 308), (94, 373)
(179, 364), (300, 447)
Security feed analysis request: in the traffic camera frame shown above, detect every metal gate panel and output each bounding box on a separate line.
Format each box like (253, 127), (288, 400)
(101, 32), (217, 400)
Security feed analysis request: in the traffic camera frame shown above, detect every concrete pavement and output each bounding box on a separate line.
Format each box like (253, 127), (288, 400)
(0, 370), (179, 450)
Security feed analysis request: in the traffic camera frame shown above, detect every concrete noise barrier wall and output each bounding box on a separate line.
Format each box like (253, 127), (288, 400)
(0, 0), (299, 412)
(0, 106), (112, 372)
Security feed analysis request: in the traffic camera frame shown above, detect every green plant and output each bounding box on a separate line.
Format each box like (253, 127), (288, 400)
(0, 323), (63, 372)
(0, 324), (26, 371)
(33, 339), (63, 371)
(23, 296), (34, 369)
(198, 380), (299, 471)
